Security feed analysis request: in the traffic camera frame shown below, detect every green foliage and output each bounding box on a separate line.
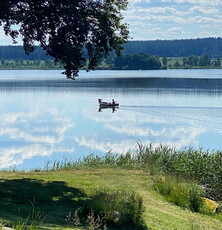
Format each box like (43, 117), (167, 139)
(0, 58), (63, 70)
(199, 55), (210, 66)
(86, 210), (107, 230)
(13, 204), (46, 230)
(1, 144), (221, 228)
(0, 0), (129, 79)
(114, 53), (161, 70)
(46, 143), (222, 201)
(1, 38), (222, 63)
(68, 189), (147, 230)
(66, 209), (107, 230)
(162, 55), (167, 66)
(136, 144), (222, 201)
(188, 185), (205, 213)
(153, 176), (205, 213)
(188, 55), (199, 66)
(0, 168), (221, 229)
(123, 38), (222, 58)
(216, 57), (221, 66)
(0, 49), (221, 70)
(174, 61), (180, 67)
(45, 152), (135, 171)
(66, 209), (81, 227)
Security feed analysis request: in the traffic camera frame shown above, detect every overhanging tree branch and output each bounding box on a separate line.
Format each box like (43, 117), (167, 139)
(0, 0), (129, 79)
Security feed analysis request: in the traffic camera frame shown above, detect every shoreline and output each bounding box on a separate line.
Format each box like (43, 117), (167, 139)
(0, 146), (222, 229)
(0, 66), (222, 71)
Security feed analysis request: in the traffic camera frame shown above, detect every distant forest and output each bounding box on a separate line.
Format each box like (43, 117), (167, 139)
(0, 38), (222, 59)
(123, 38), (222, 57)
(0, 46), (52, 60)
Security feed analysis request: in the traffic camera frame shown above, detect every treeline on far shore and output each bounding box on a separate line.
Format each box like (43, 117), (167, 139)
(0, 53), (221, 71)
(0, 54), (162, 70)
(99, 53), (222, 70)
(166, 54), (221, 69)
(0, 59), (63, 70)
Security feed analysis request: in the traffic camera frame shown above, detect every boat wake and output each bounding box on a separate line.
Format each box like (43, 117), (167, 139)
(120, 105), (222, 135)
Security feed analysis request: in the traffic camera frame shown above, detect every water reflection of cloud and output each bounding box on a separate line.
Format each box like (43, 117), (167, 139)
(83, 109), (167, 124)
(74, 136), (136, 154)
(0, 145), (75, 168)
(0, 111), (43, 124)
(0, 110), (75, 168)
(0, 145), (51, 168)
(0, 128), (62, 144)
(104, 124), (167, 137)
(0, 123), (74, 144)
(74, 125), (205, 154)
(81, 106), (209, 151)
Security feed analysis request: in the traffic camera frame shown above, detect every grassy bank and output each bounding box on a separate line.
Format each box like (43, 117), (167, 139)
(1, 169), (222, 230)
(0, 145), (222, 229)
(46, 145), (222, 201)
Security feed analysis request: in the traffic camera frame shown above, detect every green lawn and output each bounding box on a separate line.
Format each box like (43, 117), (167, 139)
(0, 169), (221, 229)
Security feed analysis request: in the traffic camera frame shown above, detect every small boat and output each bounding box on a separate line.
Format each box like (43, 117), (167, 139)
(98, 99), (119, 107)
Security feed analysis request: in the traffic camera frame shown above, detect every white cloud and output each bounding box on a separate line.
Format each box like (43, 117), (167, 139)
(189, 6), (219, 14)
(161, 0), (222, 6)
(189, 16), (222, 24)
(129, 0), (151, 5)
(136, 7), (180, 15)
(123, 0), (222, 40)
(167, 27), (185, 34)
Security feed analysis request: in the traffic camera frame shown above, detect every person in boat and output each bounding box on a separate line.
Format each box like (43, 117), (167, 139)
(112, 99), (115, 104)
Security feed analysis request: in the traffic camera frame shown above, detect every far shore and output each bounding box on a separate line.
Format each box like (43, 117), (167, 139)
(1, 66), (222, 71)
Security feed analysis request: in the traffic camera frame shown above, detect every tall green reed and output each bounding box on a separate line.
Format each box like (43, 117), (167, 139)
(44, 143), (222, 200)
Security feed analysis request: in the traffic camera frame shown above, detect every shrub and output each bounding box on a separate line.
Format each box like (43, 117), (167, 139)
(153, 175), (205, 212)
(188, 185), (205, 213)
(87, 189), (147, 229)
(67, 189), (147, 230)
(137, 144), (222, 201)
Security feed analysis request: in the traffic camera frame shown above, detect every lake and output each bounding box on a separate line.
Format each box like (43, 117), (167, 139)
(1, 69), (222, 170)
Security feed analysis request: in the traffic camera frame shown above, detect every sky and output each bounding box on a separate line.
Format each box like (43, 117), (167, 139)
(0, 0), (222, 45)
(124, 0), (222, 40)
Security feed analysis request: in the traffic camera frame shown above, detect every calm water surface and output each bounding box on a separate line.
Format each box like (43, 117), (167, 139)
(1, 69), (222, 170)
